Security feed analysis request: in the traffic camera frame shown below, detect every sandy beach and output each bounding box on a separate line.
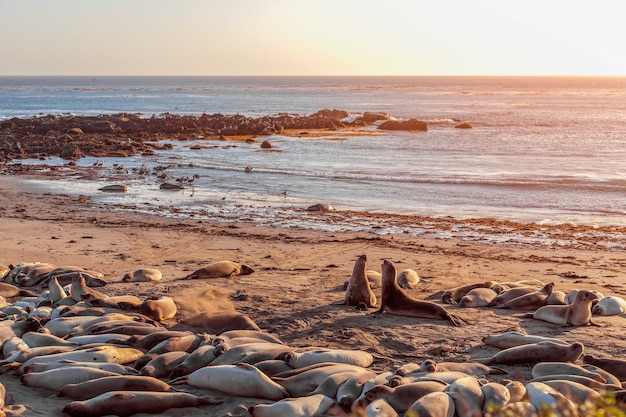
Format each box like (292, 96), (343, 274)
(1, 166), (626, 416)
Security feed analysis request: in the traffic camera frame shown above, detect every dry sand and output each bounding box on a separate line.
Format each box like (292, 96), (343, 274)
(1, 172), (626, 416)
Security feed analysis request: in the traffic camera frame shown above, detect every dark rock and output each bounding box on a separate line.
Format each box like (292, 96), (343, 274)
(260, 140), (272, 149)
(455, 123), (473, 129)
(378, 119), (428, 132)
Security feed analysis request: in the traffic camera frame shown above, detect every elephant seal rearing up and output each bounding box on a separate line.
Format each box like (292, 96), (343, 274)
(338, 254), (376, 308)
(375, 260), (467, 326)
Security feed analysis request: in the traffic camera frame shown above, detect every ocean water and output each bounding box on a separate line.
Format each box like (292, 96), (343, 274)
(2, 76), (626, 234)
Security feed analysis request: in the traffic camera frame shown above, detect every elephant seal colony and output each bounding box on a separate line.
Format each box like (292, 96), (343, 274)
(0, 252), (625, 417)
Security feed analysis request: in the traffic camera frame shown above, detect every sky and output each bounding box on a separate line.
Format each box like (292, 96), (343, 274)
(1, 0), (625, 76)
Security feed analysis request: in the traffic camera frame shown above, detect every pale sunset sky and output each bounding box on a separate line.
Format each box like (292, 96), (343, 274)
(1, 0), (624, 76)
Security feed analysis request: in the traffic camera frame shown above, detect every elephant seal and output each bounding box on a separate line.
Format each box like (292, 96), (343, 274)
(181, 261), (254, 279)
(339, 254), (376, 308)
(376, 260), (467, 326)
(406, 391), (455, 417)
(70, 274), (108, 302)
(173, 362), (289, 400)
(530, 290), (598, 325)
(440, 281), (496, 304)
(492, 279), (545, 293)
(122, 268), (162, 282)
(0, 264), (9, 280)
(459, 288), (498, 308)
(447, 376), (485, 417)
(397, 269), (420, 289)
(496, 283), (554, 310)
(546, 290), (567, 305)
(63, 391), (222, 417)
(140, 351), (189, 378)
(342, 270), (382, 291)
(481, 382), (510, 414)
(482, 331), (569, 350)
(531, 362), (607, 382)
(0, 282), (39, 298)
(566, 289), (604, 304)
(419, 359), (506, 376)
(525, 381), (578, 416)
(58, 375), (175, 400)
(119, 296), (177, 322)
(249, 393), (335, 417)
(336, 370), (377, 409)
(364, 381), (448, 413)
(583, 354), (626, 381)
(477, 342), (584, 365)
(488, 286), (540, 307)
(98, 184), (129, 192)
(20, 367), (120, 391)
(306, 203), (334, 212)
(592, 295), (626, 316)
(365, 398), (399, 417)
(283, 348), (373, 368)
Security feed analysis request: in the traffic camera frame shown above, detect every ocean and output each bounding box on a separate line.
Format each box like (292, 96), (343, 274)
(1, 76), (626, 240)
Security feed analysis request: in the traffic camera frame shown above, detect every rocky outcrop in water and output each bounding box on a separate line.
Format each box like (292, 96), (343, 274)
(0, 110), (430, 162)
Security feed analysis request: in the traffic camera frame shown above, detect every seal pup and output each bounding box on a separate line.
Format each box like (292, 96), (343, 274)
(477, 341), (584, 365)
(122, 268), (163, 283)
(338, 254), (376, 308)
(376, 260), (467, 326)
(397, 269), (420, 289)
(63, 391), (222, 417)
(440, 281), (496, 304)
(181, 261), (254, 279)
(592, 295), (626, 316)
(529, 289), (598, 326)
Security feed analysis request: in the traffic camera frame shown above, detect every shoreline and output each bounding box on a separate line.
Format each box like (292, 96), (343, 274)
(2, 163), (626, 253)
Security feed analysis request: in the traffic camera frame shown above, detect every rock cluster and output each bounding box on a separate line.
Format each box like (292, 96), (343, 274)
(0, 110), (435, 162)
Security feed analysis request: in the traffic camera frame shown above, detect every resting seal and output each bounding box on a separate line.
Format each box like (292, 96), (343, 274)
(583, 354), (626, 381)
(63, 391), (222, 417)
(58, 375), (174, 400)
(376, 260), (467, 326)
(459, 288), (498, 308)
(338, 254), (376, 308)
(181, 261), (254, 279)
(122, 268), (162, 282)
(496, 283), (554, 310)
(477, 341), (584, 365)
(440, 281), (496, 304)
